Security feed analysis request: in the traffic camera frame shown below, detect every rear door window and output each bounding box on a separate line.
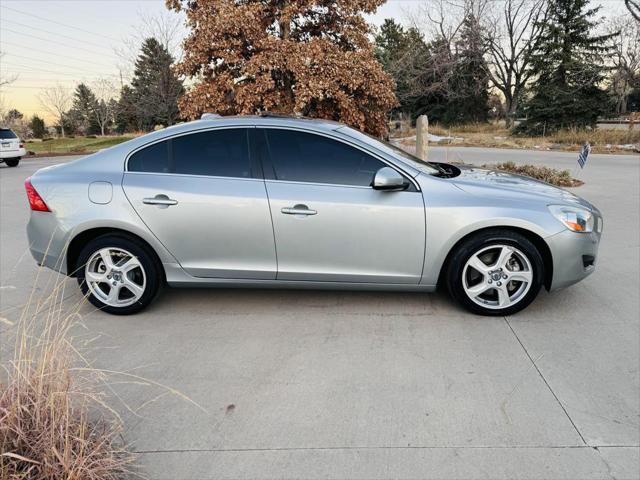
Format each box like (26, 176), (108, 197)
(173, 129), (251, 178)
(262, 129), (385, 187)
(128, 128), (252, 178)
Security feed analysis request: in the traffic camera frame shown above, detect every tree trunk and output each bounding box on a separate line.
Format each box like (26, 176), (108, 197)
(505, 95), (518, 129)
(101, 124), (105, 136)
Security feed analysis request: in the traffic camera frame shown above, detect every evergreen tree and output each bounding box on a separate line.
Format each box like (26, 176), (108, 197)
(445, 14), (490, 124)
(518, 0), (617, 134)
(115, 85), (139, 133)
(29, 115), (46, 138)
(131, 38), (183, 131)
(68, 83), (101, 135)
(375, 19), (432, 120)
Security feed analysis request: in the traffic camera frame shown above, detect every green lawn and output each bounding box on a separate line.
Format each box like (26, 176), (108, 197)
(26, 135), (138, 155)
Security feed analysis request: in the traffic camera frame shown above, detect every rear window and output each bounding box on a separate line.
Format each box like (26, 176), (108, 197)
(0, 129), (17, 139)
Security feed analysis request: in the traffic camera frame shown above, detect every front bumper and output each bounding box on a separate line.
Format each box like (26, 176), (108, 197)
(546, 228), (602, 291)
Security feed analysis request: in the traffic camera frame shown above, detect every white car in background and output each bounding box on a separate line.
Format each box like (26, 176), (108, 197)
(0, 128), (26, 167)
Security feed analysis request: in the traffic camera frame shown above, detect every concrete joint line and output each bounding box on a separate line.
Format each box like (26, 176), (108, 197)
(504, 317), (588, 446)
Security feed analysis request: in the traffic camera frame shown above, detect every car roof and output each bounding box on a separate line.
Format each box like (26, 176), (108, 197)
(170, 114), (343, 134)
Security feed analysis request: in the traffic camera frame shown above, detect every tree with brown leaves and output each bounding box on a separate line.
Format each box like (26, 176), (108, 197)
(166, 0), (397, 136)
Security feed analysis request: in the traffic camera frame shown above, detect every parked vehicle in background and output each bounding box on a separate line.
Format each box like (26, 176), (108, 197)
(0, 128), (26, 167)
(25, 115), (603, 316)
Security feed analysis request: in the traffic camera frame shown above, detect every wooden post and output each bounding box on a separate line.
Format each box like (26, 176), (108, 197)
(415, 115), (429, 161)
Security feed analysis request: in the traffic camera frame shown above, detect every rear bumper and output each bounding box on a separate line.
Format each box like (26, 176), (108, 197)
(27, 211), (69, 275)
(547, 228), (602, 291)
(0, 147), (26, 159)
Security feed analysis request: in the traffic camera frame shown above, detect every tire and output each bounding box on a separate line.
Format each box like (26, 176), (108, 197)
(446, 229), (544, 316)
(4, 158), (19, 167)
(76, 234), (163, 315)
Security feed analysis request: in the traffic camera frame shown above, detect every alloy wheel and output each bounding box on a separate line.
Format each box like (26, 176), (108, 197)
(84, 247), (146, 307)
(462, 244), (533, 310)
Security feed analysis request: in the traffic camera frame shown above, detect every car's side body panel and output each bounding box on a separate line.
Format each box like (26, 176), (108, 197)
(122, 172), (277, 279)
(415, 173), (567, 287)
(265, 180), (425, 283)
(27, 166), (181, 275)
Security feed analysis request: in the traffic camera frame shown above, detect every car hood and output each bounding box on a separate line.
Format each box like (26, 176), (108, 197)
(450, 164), (593, 210)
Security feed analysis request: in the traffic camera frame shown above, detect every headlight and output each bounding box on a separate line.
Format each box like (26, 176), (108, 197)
(548, 205), (594, 233)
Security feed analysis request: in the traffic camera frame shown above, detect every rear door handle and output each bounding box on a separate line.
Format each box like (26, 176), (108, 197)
(143, 194), (178, 206)
(281, 204), (317, 216)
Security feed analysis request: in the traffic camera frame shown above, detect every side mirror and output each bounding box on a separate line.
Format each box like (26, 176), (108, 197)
(372, 167), (407, 191)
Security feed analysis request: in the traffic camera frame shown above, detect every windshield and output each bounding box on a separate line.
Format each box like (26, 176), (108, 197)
(337, 126), (440, 175)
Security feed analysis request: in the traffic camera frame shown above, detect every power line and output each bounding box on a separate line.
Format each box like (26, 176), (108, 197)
(0, 19), (118, 53)
(4, 53), (117, 76)
(3, 63), (120, 79)
(1, 27), (120, 60)
(0, 4), (122, 43)
(1, 42), (118, 70)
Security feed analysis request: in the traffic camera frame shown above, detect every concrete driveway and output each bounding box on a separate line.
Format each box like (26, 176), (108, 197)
(1, 149), (638, 479)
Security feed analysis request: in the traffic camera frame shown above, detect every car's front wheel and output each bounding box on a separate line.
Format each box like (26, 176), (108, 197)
(4, 158), (20, 167)
(76, 234), (162, 315)
(446, 230), (544, 316)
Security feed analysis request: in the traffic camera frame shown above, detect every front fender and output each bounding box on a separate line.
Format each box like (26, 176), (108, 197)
(418, 176), (563, 286)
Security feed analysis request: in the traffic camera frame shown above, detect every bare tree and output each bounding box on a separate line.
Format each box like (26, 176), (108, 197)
(39, 85), (71, 137)
(626, 0), (640, 21)
(404, 0), (472, 99)
(483, 0), (548, 127)
(114, 10), (185, 82)
(92, 79), (117, 136)
(404, 0), (496, 97)
(0, 52), (18, 87)
(607, 15), (640, 114)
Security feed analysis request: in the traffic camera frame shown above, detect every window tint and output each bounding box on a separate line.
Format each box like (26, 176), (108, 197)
(264, 129), (386, 186)
(173, 129), (251, 178)
(128, 129), (252, 177)
(128, 140), (170, 173)
(0, 129), (17, 139)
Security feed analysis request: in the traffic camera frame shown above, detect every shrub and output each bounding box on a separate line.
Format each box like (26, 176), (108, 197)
(0, 282), (137, 479)
(482, 161), (582, 187)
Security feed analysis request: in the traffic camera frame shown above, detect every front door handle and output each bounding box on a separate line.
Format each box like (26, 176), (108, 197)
(143, 194), (178, 207)
(281, 204), (317, 216)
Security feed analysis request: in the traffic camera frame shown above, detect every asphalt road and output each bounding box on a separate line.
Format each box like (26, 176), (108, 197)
(1, 148), (639, 479)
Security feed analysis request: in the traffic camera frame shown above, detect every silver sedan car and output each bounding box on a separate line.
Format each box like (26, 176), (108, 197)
(25, 115), (602, 316)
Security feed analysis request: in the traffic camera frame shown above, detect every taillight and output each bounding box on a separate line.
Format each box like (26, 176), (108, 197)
(25, 177), (50, 212)
(19, 143), (24, 148)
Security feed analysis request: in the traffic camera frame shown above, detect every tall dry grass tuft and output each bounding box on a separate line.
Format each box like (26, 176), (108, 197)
(0, 275), (137, 479)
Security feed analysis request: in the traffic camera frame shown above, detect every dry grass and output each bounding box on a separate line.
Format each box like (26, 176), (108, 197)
(0, 244), (204, 479)
(394, 123), (639, 154)
(0, 275), (137, 479)
(482, 161), (583, 187)
(544, 128), (640, 147)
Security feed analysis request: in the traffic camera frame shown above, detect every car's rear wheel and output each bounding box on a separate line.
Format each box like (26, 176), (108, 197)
(4, 158), (19, 167)
(446, 230), (544, 316)
(76, 234), (162, 315)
